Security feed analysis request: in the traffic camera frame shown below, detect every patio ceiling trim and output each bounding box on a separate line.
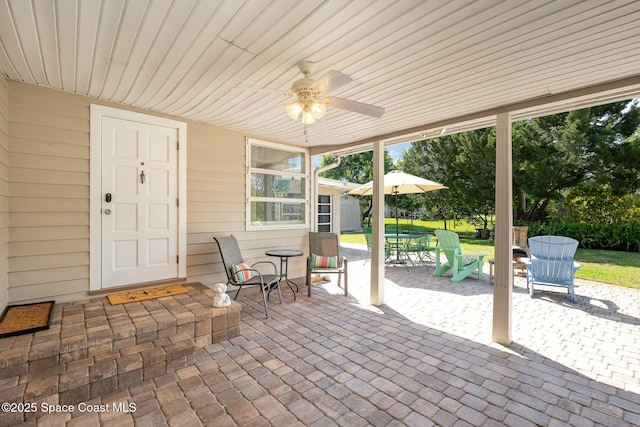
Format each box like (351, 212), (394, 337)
(309, 74), (640, 158)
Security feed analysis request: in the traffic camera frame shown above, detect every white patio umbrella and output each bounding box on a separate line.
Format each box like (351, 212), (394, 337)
(348, 170), (447, 262)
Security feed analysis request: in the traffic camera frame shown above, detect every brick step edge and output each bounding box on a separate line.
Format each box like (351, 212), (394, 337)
(0, 300), (241, 378)
(14, 336), (197, 411)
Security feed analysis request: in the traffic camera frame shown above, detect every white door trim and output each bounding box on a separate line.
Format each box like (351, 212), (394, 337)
(90, 104), (187, 291)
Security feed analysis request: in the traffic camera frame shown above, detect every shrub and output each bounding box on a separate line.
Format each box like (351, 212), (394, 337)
(562, 187), (640, 224)
(528, 187), (640, 251)
(528, 220), (640, 252)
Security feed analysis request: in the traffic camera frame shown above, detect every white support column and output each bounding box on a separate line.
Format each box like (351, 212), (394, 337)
(492, 112), (513, 345)
(370, 141), (385, 306)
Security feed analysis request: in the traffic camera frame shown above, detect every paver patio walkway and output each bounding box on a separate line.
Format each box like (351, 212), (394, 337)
(14, 244), (640, 426)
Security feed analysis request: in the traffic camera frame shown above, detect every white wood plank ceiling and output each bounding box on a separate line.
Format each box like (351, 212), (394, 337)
(1, 0), (640, 151)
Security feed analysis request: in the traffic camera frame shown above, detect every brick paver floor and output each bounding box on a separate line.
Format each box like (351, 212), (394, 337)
(18, 244), (640, 426)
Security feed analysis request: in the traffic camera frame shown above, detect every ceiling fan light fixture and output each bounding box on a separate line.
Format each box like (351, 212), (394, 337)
(283, 60), (384, 130)
(310, 100), (326, 119)
(301, 106), (316, 125)
(287, 98), (325, 124)
(286, 101), (304, 120)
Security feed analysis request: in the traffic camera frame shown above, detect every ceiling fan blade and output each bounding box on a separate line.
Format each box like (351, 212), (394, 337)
(323, 96), (385, 118)
(310, 70), (353, 94)
(313, 117), (330, 135)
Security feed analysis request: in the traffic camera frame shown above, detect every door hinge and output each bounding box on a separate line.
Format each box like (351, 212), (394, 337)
(177, 141), (180, 150)
(176, 198), (179, 206)
(177, 255), (179, 263)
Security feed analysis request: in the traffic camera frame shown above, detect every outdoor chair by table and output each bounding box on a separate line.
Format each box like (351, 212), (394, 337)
(385, 224), (402, 234)
(384, 233), (423, 265)
(433, 229), (487, 281)
(306, 232), (348, 297)
(403, 233), (436, 267)
(522, 235), (581, 303)
(363, 227), (391, 263)
(214, 235), (282, 318)
(383, 229), (403, 261)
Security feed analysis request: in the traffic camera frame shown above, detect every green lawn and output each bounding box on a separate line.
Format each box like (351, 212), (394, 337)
(342, 221), (640, 289)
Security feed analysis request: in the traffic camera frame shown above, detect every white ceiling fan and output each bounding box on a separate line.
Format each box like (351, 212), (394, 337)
(283, 61), (385, 126)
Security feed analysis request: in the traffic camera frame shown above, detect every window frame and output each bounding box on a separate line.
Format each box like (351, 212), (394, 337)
(246, 138), (309, 230)
(317, 194), (332, 233)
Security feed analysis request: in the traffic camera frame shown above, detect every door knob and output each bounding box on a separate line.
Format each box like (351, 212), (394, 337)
(104, 209), (112, 215)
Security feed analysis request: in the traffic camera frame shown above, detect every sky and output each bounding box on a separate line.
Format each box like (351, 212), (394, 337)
(387, 142), (411, 164)
(313, 141), (412, 168)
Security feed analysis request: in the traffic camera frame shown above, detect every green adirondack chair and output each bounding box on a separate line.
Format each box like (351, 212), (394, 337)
(433, 229), (487, 281)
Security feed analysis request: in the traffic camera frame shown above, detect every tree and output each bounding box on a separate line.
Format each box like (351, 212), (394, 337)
(401, 99), (640, 224)
(318, 151), (394, 224)
(514, 100), (640, 221)
(512, 115), (586, 221)
(322, 100), (640, 227)
(318, 151), (394, 183)
(400, 128), (496, 228)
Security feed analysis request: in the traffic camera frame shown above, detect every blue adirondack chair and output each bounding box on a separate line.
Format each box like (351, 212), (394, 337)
(522, 236), (581, 303)
(433, 230), (487, 281)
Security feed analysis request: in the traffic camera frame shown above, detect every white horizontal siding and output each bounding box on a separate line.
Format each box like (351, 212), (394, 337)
(6, 82), (309, 304)
(0, 75), (9, 310)
(10, 226), (88, 243)
(9, 252), (90, 273)
(8, 279), (88, 303)
(7, 83), (91, 302)
(9, 239), (88, 257)
(186, 122), (308, 286)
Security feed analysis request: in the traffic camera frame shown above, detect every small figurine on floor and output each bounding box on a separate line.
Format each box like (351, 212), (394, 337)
(212, 282), (231, 307)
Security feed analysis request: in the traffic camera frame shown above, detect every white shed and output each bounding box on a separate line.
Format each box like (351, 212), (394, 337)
(316, 177), (361, 234)
(340, 195), (362, 232)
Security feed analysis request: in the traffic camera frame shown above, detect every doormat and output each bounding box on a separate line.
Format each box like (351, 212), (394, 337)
(107, 284), (189, 305)
(0, 301), (55, 338)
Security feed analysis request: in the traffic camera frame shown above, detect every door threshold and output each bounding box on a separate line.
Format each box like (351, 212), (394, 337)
(90, 278), (187, 296)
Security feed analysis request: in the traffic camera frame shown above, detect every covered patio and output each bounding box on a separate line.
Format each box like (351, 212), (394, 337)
(4, 244), (639, 426)
(1, 1), (640, 425)
(0, 0), (639, 340)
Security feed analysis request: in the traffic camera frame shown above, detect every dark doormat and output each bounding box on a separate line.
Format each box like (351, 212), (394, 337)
(0, 301), (55, 338)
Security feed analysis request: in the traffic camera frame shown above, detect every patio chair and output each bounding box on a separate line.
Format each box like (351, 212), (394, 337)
(214, 235), (281, 318)
(433, 229), (487, 281)
(363, 227), (391, 263)
(306, 232), (348, 297)
(522, 235), (581, 303)
(385, 224), (401, 234)
(403, 233), (436, 267)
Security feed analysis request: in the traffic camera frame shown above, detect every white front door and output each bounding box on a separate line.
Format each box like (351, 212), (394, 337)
(100, 117), (179, 288)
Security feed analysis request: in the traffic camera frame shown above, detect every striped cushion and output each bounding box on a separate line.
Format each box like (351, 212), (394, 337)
(311, 254), (338, 268)
(231, 262), (257, 283)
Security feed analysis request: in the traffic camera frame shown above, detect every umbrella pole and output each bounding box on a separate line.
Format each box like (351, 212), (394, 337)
(395, 190), (400, 262)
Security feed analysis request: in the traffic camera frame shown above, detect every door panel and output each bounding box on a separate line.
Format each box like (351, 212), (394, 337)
(114, 241), (138, 269)
(101, 117), (178, 288)
(148, 238), (169, 266)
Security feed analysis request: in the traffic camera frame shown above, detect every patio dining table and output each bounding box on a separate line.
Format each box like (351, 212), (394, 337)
(384, 233), (423, 264)
(265, 249), (302, 301)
